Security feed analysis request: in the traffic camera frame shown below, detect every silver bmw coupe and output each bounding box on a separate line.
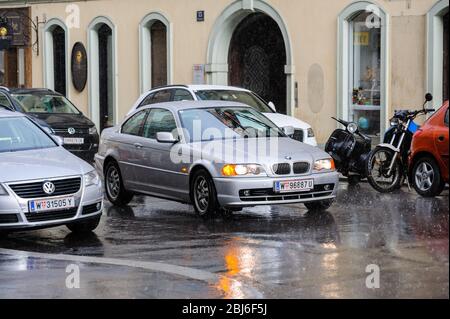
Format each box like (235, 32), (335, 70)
(0, 109), (103, 233)
(95, 101), (339, 216)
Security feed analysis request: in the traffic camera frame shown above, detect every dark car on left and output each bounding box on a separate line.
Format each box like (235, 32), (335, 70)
(0, 87), (99, 162)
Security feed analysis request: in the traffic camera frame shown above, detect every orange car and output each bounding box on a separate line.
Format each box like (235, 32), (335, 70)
(409, 100), (449, 197)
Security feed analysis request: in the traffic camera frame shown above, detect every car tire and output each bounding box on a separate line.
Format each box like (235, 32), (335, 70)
(366, 146), (403, 193)
(190, 169), (220, 218)
(412, 156), (445, 197)
(66, 216), (101, 233)
(105, 161), (134, 206)
(304, 199), (334, 211)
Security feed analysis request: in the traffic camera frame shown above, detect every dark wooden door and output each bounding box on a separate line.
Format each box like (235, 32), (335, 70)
(98, 24), (112, 131)
(52, 26), (66, 96)
(228, 13), (287, 114)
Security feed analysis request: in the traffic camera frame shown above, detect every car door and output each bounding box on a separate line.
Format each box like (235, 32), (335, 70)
(114, 110), (149, 190)
(137, 107), (189, 201)
(434, 107), (449, 174)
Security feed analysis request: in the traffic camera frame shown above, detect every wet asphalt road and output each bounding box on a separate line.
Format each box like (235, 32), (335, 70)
(0, 182), (448, 299)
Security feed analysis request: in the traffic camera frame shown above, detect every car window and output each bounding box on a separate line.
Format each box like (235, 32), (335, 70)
(142, 108), (177, 139)
(173, 89), (194, 101)
(195, 90), (273, 113)
(11, 94), (80, 114)
(445, 108), (449, 127)
(0, 93), (12, 109)
(121, 110), (147, 136)
(138, 89), (173, 107)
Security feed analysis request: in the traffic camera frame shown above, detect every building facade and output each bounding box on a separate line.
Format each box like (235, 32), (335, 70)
(0, 0), (448, 143)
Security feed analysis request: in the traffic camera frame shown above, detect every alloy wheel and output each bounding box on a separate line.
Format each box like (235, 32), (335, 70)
(194, 176), (210, 214)
(415, 162), (434, 192)
(106, 166), (121, 200)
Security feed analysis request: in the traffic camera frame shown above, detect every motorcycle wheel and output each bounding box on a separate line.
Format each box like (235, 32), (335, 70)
(366, 146), (403, 193)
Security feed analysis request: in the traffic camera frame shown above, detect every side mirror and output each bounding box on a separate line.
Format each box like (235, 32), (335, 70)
(156, 132), (178, 144)
(53, 135), (64, 146)
(425, 93), (433, 102)
(282, 126), (295, 137)
(268, 101), (276, 112)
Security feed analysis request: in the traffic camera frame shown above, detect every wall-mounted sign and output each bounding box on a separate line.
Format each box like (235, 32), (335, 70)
(0, 17), (12, 50)
(196, 11), (205, 22)
(71, 42), (88, 92)
(193, 64), (205, 84)
(0, 8), (31, 47)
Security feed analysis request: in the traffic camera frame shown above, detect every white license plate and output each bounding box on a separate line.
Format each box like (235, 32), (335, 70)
(63, 138), (84, 145)
(28, 197), (75, 213)
(274, 179), (314, 193)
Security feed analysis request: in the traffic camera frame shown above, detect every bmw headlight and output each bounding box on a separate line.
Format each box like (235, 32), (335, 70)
(0, 184), (9, 196)
(314, 159), (336, 171)
(89, 126), (98, 135)
(347, 122), (358, 134)
(307, 128), (315, 138)
(84, 170), (100, 187)
(221, 164), (266, 177)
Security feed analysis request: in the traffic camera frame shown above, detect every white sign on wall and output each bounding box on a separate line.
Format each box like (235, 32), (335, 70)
(193, 64), (205, 84)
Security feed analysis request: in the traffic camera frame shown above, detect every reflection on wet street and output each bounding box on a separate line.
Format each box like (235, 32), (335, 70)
(0, 183), (448, 298)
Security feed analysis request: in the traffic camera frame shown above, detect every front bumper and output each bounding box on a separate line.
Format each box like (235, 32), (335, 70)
(0, 179), (104, 231)
(214, 171), (339, 207)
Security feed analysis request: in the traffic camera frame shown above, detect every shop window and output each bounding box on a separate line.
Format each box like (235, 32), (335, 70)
(349, 11), (381, 136)
(52, 26), (66, 96)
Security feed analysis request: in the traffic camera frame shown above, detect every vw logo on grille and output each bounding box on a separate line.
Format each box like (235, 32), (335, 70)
(68, 127), (76, 135)
(42, 181), (56, 195)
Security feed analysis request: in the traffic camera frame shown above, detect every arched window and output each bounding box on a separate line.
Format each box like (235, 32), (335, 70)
(88, 17), (117, 131)
(139, 12), (172, 93)
(338, 2), (388, 138)
(44, 19), (69, 96)
(427, 0), (449, 107)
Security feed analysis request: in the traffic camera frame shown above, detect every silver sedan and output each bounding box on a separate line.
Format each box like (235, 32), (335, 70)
(95, 101), (339, 216)
(0, 109), (103, 233)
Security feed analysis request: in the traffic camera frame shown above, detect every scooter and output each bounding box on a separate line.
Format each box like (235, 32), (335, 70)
(325, 117), (372, 184)
(366, 93), (435, 193)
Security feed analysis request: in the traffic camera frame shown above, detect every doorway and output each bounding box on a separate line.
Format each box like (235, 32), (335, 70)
(228, 13), (287, 114)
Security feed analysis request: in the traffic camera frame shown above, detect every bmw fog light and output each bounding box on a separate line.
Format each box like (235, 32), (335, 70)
(84, 170), (100, 187)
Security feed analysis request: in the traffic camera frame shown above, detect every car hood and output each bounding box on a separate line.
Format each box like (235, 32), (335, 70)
(263, 113), (311, 130)
(0, 147), (94, 183)
(27, 113), (94, 128)
(188, 137), (328, 165)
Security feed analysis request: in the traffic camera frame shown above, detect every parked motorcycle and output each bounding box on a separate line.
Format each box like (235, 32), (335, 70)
(325, 117), (372, 184)
(366, 93), (435, 193)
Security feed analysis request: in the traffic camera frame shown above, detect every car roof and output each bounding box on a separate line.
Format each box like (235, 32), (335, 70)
(4, 88), (60, 95)
(138, 100), (251, 112)
(146, 84), (250, 93)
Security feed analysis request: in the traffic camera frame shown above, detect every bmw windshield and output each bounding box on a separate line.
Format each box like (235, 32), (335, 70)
(194, 90), (274, 113)
(11, 93), (81, 114)
(0, 117), (57, 153)
(179, 107), (284, 142)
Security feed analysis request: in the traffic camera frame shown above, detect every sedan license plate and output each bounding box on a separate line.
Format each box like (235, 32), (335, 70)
(274, 179), (314, 193)
(28, 197), (75, 213)
(63, 138), (84, 145)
